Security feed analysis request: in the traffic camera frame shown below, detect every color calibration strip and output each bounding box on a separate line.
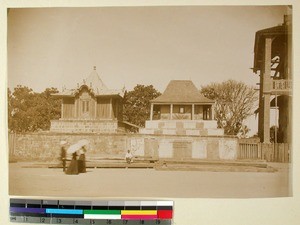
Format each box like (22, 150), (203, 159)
(10, 199), (173, 224)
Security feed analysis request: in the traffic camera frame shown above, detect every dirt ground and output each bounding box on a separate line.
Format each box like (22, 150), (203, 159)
(9, 162), (291, 198)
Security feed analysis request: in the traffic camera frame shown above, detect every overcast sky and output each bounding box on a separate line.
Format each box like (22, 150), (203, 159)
(7, 6), (290, 93)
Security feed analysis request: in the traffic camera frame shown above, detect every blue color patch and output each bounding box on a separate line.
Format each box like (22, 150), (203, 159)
(45, 209), (83, 215)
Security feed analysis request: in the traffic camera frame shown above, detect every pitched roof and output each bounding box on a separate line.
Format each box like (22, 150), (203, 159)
(151, 80), (214, 104)
(53, 68), (125, 97)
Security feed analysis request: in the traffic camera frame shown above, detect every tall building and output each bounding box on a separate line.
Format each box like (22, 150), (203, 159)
(253, 15), (292, 143)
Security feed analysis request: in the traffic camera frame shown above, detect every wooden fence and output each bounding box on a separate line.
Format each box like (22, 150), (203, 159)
(238, 139), (290, 163)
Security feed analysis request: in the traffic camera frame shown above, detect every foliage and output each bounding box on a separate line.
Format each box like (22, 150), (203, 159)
(200, 80), (258, 135)
(8, 86), (61, 132)
(123, 84), (161, 128)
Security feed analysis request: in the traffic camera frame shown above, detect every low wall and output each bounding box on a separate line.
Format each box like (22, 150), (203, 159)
(9, 132), (238, 162)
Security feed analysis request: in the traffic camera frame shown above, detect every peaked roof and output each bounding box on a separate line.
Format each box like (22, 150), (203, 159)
(53, 68), (125, 97)
(151, 80), (214, 104)
(85, 69), (108, 93)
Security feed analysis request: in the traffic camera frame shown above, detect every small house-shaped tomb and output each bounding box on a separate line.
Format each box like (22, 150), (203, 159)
(50, 67), (126, 133)
(140, 80), (224, 136)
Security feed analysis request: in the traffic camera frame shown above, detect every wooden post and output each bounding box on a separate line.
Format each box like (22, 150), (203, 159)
(170, 104), (173, 120)
(61, 100), (64, 119)
(150, 103), (153, 120)
(110, 98), (112, 119)
(211, 105), (214, 120)
(262, 37), (273, 143)
(95, 98), (98, 119)
(191, 104), (194, 120)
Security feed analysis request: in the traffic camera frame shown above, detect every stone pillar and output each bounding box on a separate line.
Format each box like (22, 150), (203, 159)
(262, 37), (273, 143)
(192, 104), (195, 120)
(210, 105), (214, 120)
(170, 104), (173, 120)
(150, 103), (153, 120)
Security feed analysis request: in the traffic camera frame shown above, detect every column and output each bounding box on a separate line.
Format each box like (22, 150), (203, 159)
(61, 100), (64, 119)
(210, 105), (214, 120)
(192, 104), (195, 120)
(116, 99), (119, 120)
(110, 98), (113, 119)
(95, 99), (97, 119)
(262, 37), (272, 143)
(150, 103), (153, 120)
(170, 104), (173, 120)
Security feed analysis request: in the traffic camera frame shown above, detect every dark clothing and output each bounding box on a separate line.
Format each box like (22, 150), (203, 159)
(65, 152), (78, 175)
(78, 154), (86, 173)
(60, 147), (67, 172)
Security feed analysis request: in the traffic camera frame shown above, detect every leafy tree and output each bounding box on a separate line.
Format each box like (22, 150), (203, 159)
(8, 86), (61, 132)
(200, 80), (258, 135)
(123, 84), (161, 128)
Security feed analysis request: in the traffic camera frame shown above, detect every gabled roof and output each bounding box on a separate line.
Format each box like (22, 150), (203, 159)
(53, 68), (125, 98)
(151, 80), (214, 104)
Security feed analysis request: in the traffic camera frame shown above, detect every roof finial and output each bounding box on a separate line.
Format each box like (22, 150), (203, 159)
(93, 66), (96, 71)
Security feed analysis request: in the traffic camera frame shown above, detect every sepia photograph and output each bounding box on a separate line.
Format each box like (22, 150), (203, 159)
(7, 5), (292, 199)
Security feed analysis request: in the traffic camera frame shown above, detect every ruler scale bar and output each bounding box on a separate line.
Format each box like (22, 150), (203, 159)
(10, 199), (173, 224)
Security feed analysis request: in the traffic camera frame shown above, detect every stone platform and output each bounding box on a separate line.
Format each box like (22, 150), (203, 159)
(140, 120), (224, 136)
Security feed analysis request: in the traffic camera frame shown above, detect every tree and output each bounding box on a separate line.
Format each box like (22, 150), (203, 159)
(123, 84), (161, 128)
(200, 80), (258, 135)
(8, 86), (61, 132)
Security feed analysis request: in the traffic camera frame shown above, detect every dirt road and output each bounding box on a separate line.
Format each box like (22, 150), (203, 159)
(9, 162), (291, 198)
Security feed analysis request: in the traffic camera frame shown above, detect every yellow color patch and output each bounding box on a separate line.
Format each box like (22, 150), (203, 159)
(121, 210), (157, 215)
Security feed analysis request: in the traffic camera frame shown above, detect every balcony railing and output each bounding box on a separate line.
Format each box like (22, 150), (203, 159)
(272, 79), (292, 93)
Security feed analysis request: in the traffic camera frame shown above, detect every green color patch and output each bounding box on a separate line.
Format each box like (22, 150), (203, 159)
(84, 210), (121, 215)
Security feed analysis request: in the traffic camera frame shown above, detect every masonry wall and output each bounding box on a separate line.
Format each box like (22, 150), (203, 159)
(9, 133), (238, 162)
(50, 120), (119, 133)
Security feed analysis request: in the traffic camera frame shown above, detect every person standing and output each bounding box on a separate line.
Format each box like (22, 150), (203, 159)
(66, 151), (79, 175)
(78, 146), (87, 173)
(60, 141), (67, 172)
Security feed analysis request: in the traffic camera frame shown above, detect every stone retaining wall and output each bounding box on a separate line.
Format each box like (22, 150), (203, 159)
(9, 133), (238, 162)
(50, 120), (120, 133)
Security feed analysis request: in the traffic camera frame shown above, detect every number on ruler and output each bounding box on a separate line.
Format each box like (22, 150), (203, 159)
(40, 217), (45, 223)
(156, 220), (161, 224)
(74, 219), (79, 224)
(24, 217), (28, 222)
(57, 218), (62, 224)
(122, 220), (128, 224)
(107, 219), (112, 224)
(90, 219), (95, 224)
(140, 220), (144, 224)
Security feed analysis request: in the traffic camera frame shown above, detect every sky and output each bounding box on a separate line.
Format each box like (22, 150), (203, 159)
(7, 6), (290, 93)
(7, 6), (291, 135)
